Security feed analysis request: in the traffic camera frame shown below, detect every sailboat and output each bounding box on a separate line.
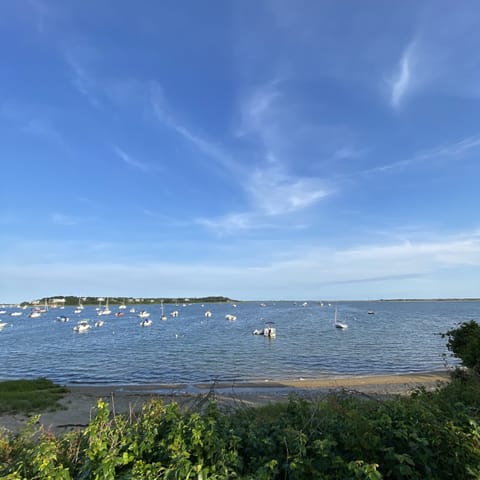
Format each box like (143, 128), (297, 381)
(334, 307), (348, 329)
(98, 298), (111, 316)
(160, 300), (167, 321)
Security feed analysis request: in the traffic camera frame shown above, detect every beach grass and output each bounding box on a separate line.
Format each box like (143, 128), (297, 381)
(0, 378), (69, 414)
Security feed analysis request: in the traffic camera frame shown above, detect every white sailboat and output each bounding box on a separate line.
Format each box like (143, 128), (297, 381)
(98, 298), (112, 316)
(160, 301), (167, 321)
(334, 308), (348, 329)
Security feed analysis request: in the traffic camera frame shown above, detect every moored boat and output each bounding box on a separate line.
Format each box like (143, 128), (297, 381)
(73, 320), (91, 333)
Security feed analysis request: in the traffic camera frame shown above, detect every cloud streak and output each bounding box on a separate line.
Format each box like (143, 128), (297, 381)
(113, 146), (151, 172)
(390, 41), (416, 108)
(2, 229), (480, 302)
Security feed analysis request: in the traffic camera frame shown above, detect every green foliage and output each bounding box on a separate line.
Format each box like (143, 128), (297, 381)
(1, 377), (480, 479)
(443, 320), (480, 373)
(0, 378), (69, 415)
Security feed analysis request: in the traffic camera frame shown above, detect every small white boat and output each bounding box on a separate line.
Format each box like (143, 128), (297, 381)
(118, 299), (127, 310)
(95, 320), (104, 327)
(170, 310), (179, 317)
(29, 311), (42, 318)
(334, 308), (348, 329)
(0, 322), (8, 331)
(140, 319), (152, 327)
(204, 310), (212, 317)
(73, 320), (91, 333)
(56, 315), (69, 322)
(74, 308), (82, 314)
(225, 314), (237, 321)
(138, 310), (150, 318)
(367, 311), (375, 315)
(0, 310), (7, 314)
(253, 321), (276, 337)
(129, 307), (136, 313)
(264, 322), (276, 337)
(97, 298), (111, 316)
(10, 312), (22, 317)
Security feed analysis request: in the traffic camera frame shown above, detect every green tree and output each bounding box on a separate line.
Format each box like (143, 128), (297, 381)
(444, 320), (480, 373)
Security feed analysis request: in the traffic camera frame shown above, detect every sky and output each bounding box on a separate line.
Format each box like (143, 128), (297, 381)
(1, 1), (480, 303)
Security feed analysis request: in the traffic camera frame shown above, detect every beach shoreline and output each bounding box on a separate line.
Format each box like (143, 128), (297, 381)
(0, 371), (450, 434)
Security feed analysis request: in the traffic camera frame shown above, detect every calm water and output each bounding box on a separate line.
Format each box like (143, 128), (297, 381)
(0, 301), (477, 386)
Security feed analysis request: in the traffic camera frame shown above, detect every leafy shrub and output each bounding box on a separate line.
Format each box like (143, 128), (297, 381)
(443, 320), (480, 373)
(1, 378), (480, 479)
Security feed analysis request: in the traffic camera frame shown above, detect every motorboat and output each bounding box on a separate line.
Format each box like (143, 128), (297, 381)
(204, 310), (212, 317)
(0, 322), (8, 331)
(225, 314), (237, 321)
(115, 312), (124, 317)
(56, 316), (69, 322)
(138, 311), (150, 318)
(10, 312), (22, 317)
(73, 320), (91, 333)
(253, 321), (276, 337)
(263, 321), (276, 337)
(140, 319), (152, 327)
(29, 310), (42, 318)
(170, 310), (179, 317)
(95, 320), (104, 327)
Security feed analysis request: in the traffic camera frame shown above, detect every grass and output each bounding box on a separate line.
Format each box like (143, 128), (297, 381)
(0, 378), (69, 415)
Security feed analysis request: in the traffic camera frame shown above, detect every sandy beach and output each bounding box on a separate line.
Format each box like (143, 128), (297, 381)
(0, 372), (450, 435)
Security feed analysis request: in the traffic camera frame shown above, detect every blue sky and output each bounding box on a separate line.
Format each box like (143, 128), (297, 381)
(1, 1), (480, 303)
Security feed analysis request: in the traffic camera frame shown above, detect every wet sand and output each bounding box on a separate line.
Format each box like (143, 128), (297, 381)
(0, 372), (450, 435)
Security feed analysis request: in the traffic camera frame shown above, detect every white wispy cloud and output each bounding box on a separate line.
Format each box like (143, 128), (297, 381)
(63, 49), (100, 108)
(247, 166), (330, 216)
(196, 212), (260, 234)
(113, 145), (151, 172)
(390, 41), (416, 108)
(359, 134), (480, 177)
(149, 82), (239, 176)
(3, 229), (480, 302)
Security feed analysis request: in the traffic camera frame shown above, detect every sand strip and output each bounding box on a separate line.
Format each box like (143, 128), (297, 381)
(0, 371), (450, 434)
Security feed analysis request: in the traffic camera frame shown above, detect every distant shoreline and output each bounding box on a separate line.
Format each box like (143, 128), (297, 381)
(2, 297), (480, 308)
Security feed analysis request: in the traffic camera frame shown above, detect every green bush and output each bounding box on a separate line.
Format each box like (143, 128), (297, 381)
(443, 320), (480, 373)
(2, 377), (480, 479)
